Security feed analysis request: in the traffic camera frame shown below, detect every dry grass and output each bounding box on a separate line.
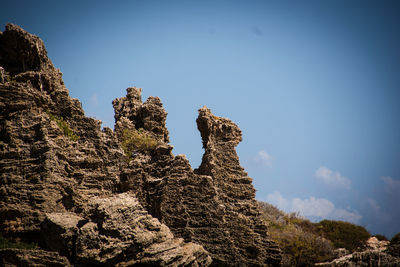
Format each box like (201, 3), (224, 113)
(120, 128), (159, 159)
(258, 201), (334, 266)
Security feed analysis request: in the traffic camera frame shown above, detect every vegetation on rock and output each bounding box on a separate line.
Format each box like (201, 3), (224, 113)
(47, 111), (79, 141)
(258, 201), (394, 266)
(120, 128), (158, 157)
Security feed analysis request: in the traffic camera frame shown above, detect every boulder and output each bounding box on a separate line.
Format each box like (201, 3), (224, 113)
(75, 193), (211, 266)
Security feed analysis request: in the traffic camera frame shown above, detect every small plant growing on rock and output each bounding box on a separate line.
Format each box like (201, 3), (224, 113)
(120, 128), (158, 158)
(47, 111), (79, 141)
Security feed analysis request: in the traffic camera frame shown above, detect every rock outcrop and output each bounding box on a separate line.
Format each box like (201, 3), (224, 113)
(316, 237), (400, 267)
(316, 250), (400, 267)
(115, 92), (282, 266)
(0, 24), (211, 266)
(40, 193), (211, 266)
(4, 22), (399, 267)
(0, 248), (70, 266)
(0, 23), (282, 266)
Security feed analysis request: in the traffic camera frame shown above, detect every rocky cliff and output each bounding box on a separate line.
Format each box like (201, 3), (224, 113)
(0, 24), (281, 266)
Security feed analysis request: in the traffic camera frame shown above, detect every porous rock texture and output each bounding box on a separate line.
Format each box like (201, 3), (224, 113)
(315, 251), (400, 267)
(0, 23), (211, 266)
(0, 248), (70, 266)
(316, 237), (400, 267)
(115, 90), (282, 266)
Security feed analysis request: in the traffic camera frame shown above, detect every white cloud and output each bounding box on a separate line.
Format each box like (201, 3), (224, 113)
(265, 192), (362, 224)
(381, 176), (400, 191)
(314, 166), (351, 190)
(255, 150), (273, 167)
(292, 196), (334, 218)
(266, 191), (289, 210)
(330, 208), (362, 224)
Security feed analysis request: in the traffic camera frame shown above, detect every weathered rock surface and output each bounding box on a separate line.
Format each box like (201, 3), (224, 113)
(315, 250), (400, 267)
(5, 22), (399, 267)
(116, 91), (282, 266)
(39, 194), (211, 266)
(75, 193), (211, 266)
(113, 86), (169, 143)
(366, 237), (390, 251)
(316, 237), (400, 267)
(0, 24), (210, 266)
(0, 248), (70, 267)
(0, 23), (285, 266)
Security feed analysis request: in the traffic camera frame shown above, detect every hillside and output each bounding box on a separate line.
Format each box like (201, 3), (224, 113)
(257, 201), (400, 266)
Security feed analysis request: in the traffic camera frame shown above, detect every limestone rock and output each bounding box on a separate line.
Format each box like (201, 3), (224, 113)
(0, 248), (70, 266)
(0, 23), (55, 75)
(115, 98), (282, 265)
(1, 23), (284, 266)
(75, 193), (211, 266)
(316, 236), (400, 266)
(0, 24), (210, 266)
(315, 250), (400, 267)
(40, 212), (85, 259)
(113, 87), (169, 143)
(366, 236), (389, 251)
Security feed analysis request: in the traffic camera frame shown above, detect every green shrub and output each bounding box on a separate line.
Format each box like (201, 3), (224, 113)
(0, 234), (37, 249)
(47, 112), (79, 141)
(257, 201), (334, 266)
(387, 232), (400, 257)
(269, 219), (334, 266)
(373, 234), (388, 241)
(120, 128), (158, 158)
(391, 232), (400, 243)
(316, 220), (370, 251)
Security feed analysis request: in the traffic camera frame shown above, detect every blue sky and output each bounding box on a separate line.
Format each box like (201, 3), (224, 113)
(1, 0), (399, 238)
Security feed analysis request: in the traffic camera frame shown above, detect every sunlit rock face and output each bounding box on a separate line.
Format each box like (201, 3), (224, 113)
(0, 23), (282, 266)
(0, 24), (210, 266)
(115, 94), (282, 266)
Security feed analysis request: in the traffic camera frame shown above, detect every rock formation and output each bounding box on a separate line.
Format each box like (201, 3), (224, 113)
(0, 24), (211, 266)
(0, 248), (70, 266)
(0, 23), (281, 266)
(316, 237), (400, 267)
(115, 93), (282, 266)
